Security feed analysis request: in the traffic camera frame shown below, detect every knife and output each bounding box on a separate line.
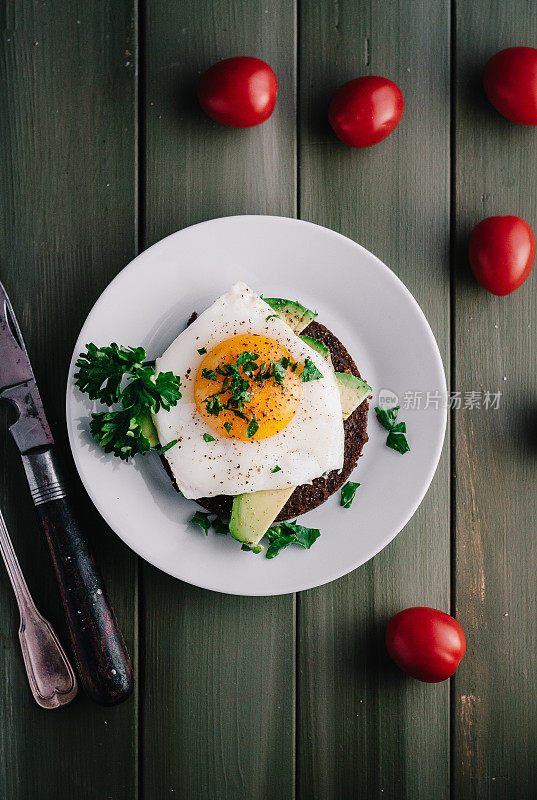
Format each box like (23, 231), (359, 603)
(0, 280), (133, 706)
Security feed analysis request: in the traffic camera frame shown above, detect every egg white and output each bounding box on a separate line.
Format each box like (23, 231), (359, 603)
(152, 282), (344, 499)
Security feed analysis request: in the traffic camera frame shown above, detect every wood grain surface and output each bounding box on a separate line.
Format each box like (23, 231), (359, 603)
(0, 0), (536, 798)
(141, 2), (297, 799)
(297, 2), (451, 797)
(0, 1), (138, 798)
(453, 3), (537, 798)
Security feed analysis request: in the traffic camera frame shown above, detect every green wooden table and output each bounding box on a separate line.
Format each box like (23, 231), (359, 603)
(1, 1), (536, 797)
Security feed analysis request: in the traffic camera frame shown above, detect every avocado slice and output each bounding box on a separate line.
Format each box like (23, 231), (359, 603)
(335, 372), (371, 420)
(263, 297), (317, 333)
(300, 338), (371, 415)
(229, 486), (295, 547)
(299, 334), (329, 359)
(139, 414), (159, 447)
(230, 373), (371, 546)
(229, 340), (371, 549)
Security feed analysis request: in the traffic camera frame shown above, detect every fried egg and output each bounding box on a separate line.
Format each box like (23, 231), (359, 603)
(152, 282), (344, 498)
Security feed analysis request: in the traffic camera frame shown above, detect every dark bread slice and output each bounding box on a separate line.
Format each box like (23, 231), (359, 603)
(161, 316), (369, 521)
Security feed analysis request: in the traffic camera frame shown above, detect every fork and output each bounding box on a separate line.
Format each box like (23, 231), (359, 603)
(0, 508), (77, 708)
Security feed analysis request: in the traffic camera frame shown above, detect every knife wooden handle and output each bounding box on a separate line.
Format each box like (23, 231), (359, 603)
(22, 449), (133, 706)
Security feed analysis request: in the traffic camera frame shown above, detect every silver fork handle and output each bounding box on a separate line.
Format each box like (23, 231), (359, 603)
(0, 509), (77, 708)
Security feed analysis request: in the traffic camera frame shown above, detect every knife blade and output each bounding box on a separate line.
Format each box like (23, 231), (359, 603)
(0, 285), (53, 452)
(0, 280), (133, 705)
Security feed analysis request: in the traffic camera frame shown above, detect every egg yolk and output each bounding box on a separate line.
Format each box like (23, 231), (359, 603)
(194, 334), (302, 441)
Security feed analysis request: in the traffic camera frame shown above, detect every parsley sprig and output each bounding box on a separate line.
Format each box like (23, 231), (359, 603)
(89, 409), (152, 459)
(74, 343), (146, 405)
(75, 343), (182, 461)
(375, 405), (410, 454)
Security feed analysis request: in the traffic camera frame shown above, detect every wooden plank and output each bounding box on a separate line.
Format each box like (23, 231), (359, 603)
(453, 5), (537, 797)
(297, 2), (451, 797)
(141, 2), (297, 798)
(0, 2), (138, 798)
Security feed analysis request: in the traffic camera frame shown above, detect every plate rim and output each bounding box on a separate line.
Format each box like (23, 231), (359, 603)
(66, 214), (447, 595)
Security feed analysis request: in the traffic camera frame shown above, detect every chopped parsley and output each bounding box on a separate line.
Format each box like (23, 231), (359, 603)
(196, 349), (303, 437)
(375, 405), (410, 454)
(192, 508), (321, 559)
(155, 439), (178, 454)
(204, 395), (223, 416)
(265, 520), (321, 558)
(375, 406), (400, 430)
(197, 347), (207, 355)
(271, 465), (281, 473)
(203, 433), (215, 442)
(222, 360), (252, 407)
(236, 351), (259, 366)
(245, 417), (259, 438)
(387, 422), (410, 454)
(254, 363), (271, 382)
(301, 358), (323, 382)
(271, 359), (287, 386)
(341, 481), (360, 508)
(224, 422), (232, 434)
(201, 368), (218, 381)
(212, 516), (229, 535)
(191, 510), (228, 536)
(190, 510), (212, 533)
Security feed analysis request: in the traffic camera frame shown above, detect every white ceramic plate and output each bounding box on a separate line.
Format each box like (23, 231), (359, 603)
(66, 216), (446, 596)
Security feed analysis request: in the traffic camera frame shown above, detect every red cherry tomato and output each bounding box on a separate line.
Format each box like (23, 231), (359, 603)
(386, 607), (466, 683)
(328, 76), (404, 148)
(197, 56), (277, 128)
(484, 47), (537, 125)
(469, 215), (536, 296)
